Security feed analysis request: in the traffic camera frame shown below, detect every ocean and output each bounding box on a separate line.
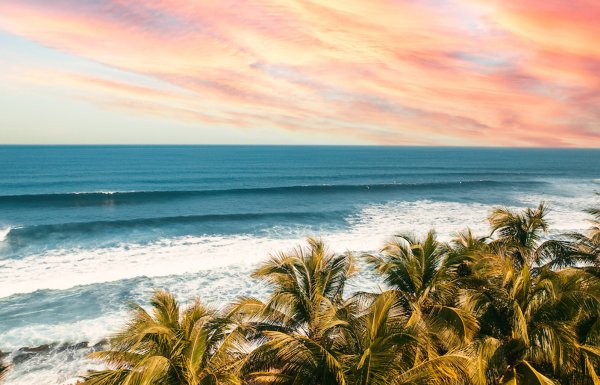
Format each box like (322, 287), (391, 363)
(0, 145), (599, 384)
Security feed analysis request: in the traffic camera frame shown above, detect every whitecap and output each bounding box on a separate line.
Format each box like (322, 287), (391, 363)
(0, 197), (593, 299)
(0, 196), (595, 384)
(0, 226), (12, 242)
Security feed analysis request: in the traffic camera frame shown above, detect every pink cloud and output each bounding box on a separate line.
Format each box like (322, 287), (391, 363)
(0, 0), (599, 146)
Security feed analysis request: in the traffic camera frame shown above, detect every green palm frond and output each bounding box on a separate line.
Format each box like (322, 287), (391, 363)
(81, 290), (244, 385)
(488, 203), (549, 267)
(365, 231), (477, 360)
(396, 353), (470, 385)
(509, 360), (555, 385)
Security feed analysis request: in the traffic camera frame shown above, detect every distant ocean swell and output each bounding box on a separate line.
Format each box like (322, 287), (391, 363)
(0, 180), (546, 206)
(1, 211), (345, 244)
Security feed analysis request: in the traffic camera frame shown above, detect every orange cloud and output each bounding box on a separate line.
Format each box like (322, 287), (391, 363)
(0, 0), (598, 146)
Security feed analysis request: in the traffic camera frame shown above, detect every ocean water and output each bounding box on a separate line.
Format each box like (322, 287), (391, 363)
(0, 145), (598, 384)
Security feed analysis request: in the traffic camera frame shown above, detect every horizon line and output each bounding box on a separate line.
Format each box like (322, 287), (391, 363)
(1, 144), (600, 150)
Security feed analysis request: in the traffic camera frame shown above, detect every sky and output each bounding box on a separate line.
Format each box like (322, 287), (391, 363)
(0, 0), (599, 146)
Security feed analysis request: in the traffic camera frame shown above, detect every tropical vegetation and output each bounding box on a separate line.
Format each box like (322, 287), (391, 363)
(78, 200), (600, 385)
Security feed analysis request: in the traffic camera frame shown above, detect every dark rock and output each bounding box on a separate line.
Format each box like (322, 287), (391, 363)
(12, 343), (60, 364)
(12, 352), (35, 364)
(17, 343), (57, 354)
(56, 343), (68, 352)
(57, 341), (90, 352)
(11, 340), (102, 366)
(71, 341), (89, 350)
(92, 339), (109, 351)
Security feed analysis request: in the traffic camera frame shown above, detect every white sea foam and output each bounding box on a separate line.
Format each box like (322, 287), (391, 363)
(0, 200), (487, 298)
(0, 226), (12, 242)
(0, 313), (124, 385)
(0, 313), (125, 352)
(0, 198), (594, 299)
(73, 190), (122, 195)
(0, 196), (596, 384)
(0, 234), (301, 298)
(3, 346), (104, 385)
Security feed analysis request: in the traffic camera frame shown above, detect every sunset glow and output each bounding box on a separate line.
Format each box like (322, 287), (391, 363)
(1, 0), (599, 146)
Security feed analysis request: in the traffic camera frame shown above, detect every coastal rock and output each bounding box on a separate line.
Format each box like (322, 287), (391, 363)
(57, 341), (89, 352)
(12, 343), (57, 364)
(71, 341), (89, 350)
(12, 352), (35, 365)
(17, 343), (57, 354)
(11, 341), (95, 365)
(92, 339), (109, 351)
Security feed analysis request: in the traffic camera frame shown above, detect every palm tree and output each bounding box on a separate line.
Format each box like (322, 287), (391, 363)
(487, 203), (549, 268)
(364, 231), (478, 352)
(487, 202), (596, 272)
(566, 300), (600, 385)
(458, 203), (600, 384)
(462, 247), (600, 384)
(568, 202), (600, 277)
(446, 228), (491, 286)
(81, 290), (246, 385)
(237, 238), (471, 385)
(558, 201), (600, 384)
(343, 290), (469, 385)
(235, 238), (355, 385)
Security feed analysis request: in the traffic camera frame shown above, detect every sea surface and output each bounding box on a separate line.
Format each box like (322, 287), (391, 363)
(0, 145), (599, 384)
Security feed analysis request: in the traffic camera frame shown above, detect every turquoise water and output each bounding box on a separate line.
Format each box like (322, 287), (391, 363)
(0, 146), (599, 383)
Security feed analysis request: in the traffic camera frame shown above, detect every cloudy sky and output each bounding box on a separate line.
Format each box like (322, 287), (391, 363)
(0, 0), (599, 146)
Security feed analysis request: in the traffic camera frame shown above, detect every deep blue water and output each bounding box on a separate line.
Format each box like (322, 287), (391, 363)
(0, 146), (598, 384)
(1, 146), (597, 257)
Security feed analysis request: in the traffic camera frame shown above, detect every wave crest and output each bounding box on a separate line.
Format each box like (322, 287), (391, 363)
(0, 180), (545, 207)
(0, 226), (14, 242)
